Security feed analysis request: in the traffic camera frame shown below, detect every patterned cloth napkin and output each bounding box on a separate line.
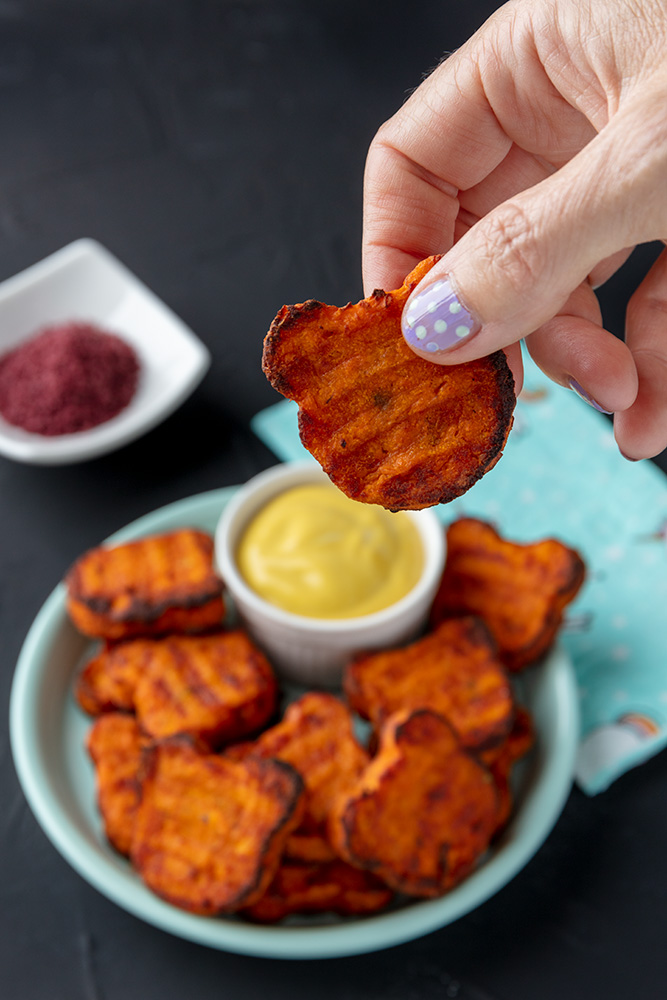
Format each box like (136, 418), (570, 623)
(251, 355), (667, 794)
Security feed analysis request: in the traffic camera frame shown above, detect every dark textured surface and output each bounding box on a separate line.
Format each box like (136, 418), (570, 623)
(1, 2), (666, 998)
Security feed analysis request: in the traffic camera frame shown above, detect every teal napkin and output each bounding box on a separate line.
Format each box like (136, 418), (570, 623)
(251, 355), (667, 794)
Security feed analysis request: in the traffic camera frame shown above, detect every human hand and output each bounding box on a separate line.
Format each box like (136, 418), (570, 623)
(362, 0), (667, 459)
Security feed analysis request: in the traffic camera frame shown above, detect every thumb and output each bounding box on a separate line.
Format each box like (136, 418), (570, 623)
(401, 94), (667, 364)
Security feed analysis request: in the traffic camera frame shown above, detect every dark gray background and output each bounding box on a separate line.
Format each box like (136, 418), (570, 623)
(1, 2), (665, 998)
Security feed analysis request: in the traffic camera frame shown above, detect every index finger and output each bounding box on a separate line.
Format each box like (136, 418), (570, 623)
(362, 3), (596, 297)
(362, 49), (510, 294)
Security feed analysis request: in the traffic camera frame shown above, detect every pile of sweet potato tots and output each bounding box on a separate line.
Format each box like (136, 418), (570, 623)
(66, 519), (584, 921)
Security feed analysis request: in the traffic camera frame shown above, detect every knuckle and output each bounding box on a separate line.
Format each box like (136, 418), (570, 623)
(368, 120), (394, 153)
(481, 201), (544, 294)
(631, 347), (667, 387)
(365, 129), (393, 177)
(627, 290), (667, 327)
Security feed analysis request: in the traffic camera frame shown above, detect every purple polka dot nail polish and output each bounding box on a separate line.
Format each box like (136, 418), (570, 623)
(402, 277), (481, 357)
(568, 378), (614, 415)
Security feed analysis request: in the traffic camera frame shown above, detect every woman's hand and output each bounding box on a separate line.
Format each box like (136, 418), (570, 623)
(362, 0), (667, 458)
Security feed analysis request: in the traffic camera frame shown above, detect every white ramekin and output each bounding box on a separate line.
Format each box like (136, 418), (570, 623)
(215, 461), (446, 687)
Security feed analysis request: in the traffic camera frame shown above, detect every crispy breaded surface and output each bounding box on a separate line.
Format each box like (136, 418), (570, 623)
(431, 518), (586, 671)
(229, 692), (369, 862)
(243, 860), (393, 922)
(65, 529), (225, 640)
(76, 641), (144, 715)
(131, 739), (304, 915)
(262, 256), (515, 510)
(87, 713), (148, 856)
(132, 631), (277, 746)
(345, 617), (513, 751)
(330, 709), (499, 897)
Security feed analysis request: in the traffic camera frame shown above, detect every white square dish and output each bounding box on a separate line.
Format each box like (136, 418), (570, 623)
(0, 238), (210, 464)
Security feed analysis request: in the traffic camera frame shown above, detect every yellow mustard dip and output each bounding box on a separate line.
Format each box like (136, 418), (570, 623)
(236, 484), (423, 618)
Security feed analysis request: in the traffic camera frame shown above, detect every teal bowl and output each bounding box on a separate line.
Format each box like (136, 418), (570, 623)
(9, 487), (579, 959)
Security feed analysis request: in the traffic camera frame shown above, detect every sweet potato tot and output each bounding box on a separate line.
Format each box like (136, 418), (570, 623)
(76, 641), (143, 716)
(480, 705), (534, 770)
(481, 706), (535, 833)
(65, 529), (225, 640)
(345, 617), (513, 752)
(87, 713), (148, 856)
(131, 739), (304, 915)
(228, 692), (369, 862)
(282, 827), (338, 864)
(68, 598), (225, 642)
(243, 860), (393, 922)
(262, 257), (515, 511)
(76, 631), (277, 749)
(330, 709), (499, 897)
(430, 518), (586, 671)
(131, 631), (277, 747)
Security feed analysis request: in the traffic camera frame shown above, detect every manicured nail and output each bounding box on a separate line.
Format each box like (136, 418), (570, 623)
(402, 277), (481, 355)
(568, 378), (613, 415)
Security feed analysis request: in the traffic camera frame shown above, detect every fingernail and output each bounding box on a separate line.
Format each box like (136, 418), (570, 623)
(619, 450), (640, 462)
(402, 276), (481, 355)
(568, 378), (614, 415)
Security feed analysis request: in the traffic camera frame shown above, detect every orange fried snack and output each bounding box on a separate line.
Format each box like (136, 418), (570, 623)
(128, 631), (277, 747)
(75, 631), (278, 748)
(481, 706), (535, 833)
(345, 617), (513, 752)
(131, 739), (304, 915)
(330, 709), (499, 897)
(243, 860), (393, 922)
(87, 713), (148, 856)
(227, 692), (370, 862)
(76, 641), (143, 715)
(430, 518), (586, 671)
(283, 831), (337, 864)
(262, 256), (515, 511)
(65, 529), (225, 640)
